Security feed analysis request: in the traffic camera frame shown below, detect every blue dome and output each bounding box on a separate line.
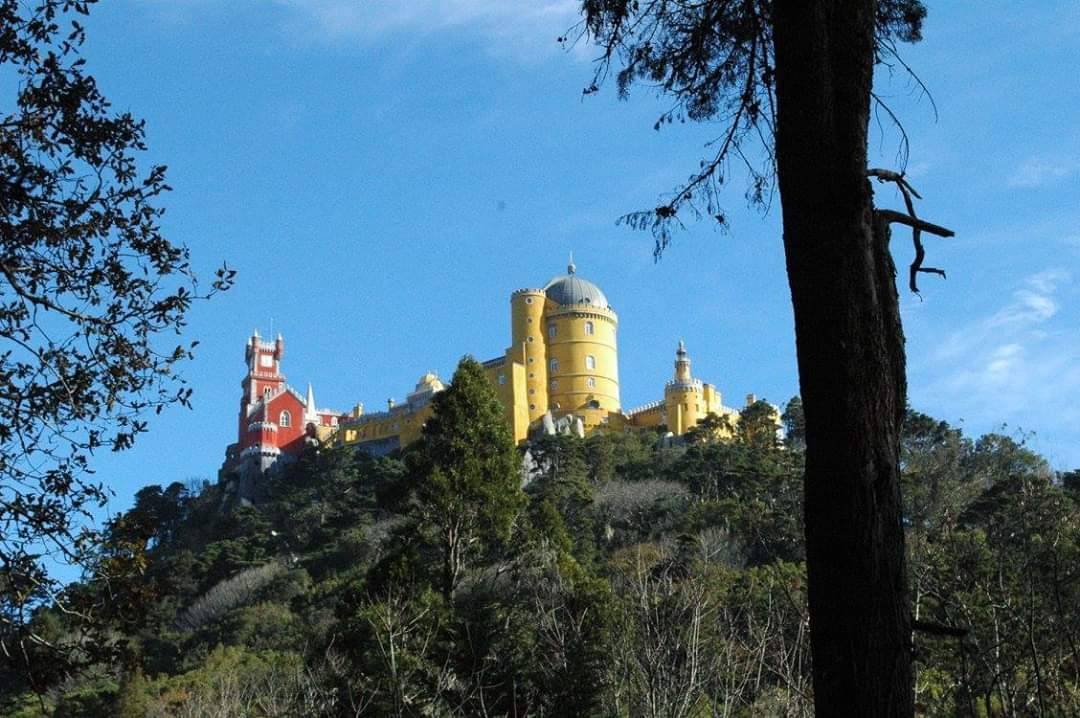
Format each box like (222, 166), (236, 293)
(544, 261), (609, 308)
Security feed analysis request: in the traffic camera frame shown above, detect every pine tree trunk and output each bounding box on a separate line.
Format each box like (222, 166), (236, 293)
(772, 2), (913, 715)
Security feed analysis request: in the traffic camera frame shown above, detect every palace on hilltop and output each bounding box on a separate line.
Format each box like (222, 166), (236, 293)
(219, 259), (759, 492)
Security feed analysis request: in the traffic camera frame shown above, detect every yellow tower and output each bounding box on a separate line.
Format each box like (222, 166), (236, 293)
(665, 340), (704, 435)
(509, 288), (549, 423)
(541, 257), (620, 431)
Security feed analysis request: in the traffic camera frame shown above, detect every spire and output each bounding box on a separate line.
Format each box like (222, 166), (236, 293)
(304, 382), (318, 423)
(567, 251), (576, 275)
(674, 340), (692, 383)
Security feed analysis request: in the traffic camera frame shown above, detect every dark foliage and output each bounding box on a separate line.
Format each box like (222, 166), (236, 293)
(0, 0), (232, 691)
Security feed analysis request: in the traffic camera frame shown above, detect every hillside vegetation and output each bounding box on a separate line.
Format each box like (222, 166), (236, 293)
(2, 359), (1078, 716)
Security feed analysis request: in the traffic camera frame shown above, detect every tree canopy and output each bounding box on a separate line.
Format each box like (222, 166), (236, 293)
(0, 0), (232, 667)
(406, 356), (526, 600)
(7, 402), (1077, 715)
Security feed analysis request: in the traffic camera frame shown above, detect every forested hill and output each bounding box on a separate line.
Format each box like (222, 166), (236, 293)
(3, 359), (1079, 716)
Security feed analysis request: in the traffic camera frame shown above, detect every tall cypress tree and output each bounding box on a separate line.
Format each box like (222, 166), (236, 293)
(410, 356), (526, 601)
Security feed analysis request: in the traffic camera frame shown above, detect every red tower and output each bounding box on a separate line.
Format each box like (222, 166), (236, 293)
(220, 330), (346, 500)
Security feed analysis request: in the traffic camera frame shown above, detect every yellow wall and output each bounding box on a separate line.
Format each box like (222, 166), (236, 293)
(333, 269), (760, 453)
(509, 289), (548, 423)
(339, 403), (433, 448)
(483, 359), (530, 444)
(543, 303), (620, 420)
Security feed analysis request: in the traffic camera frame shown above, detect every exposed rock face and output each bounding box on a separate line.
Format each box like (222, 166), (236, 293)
(532, 410), (585, 440)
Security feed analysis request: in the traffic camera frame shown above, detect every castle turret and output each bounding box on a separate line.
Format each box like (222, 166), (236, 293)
(665, 340), (704, 435)
(239, 329), (286, 439)
(674, 339), (692, 383)
(510, 287), (549, 422)
(541, 257), (620, 430)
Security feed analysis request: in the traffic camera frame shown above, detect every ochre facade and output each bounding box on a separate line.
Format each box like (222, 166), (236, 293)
(220, 259), (764, 483)
(334, 260), (746, 455)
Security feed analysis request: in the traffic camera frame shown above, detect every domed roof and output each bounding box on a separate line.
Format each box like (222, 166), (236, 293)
(544, 257), (609, 309)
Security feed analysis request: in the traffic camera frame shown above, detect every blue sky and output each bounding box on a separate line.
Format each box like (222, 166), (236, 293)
(76, 0), (1078, 518)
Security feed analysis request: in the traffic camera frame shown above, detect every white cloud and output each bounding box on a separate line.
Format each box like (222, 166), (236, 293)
(273, 0), (582, 59)
(988, 269), (1068, 326)
(911, 268), (1080, 466)
(1007, 156), (1080, 188)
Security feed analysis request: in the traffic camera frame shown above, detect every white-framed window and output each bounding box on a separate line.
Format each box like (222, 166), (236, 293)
(263, 387), (271, 401)
(550, 380), (559, 391)
(584, 321), (594, 336)
(525, 296), (533, 304)
(586, 377), (596, 389)
(259, 354), (273, 368)
(497, 373), (506, 385)
(548, 324), (557, 338)
(279, 410), (291, 427)
(549, 358), (559, 372)
(585, 355), (596, 370)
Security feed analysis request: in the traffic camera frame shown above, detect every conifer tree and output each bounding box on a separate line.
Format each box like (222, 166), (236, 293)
(579, 2), (930, 712)
(409, 356), (525, 600)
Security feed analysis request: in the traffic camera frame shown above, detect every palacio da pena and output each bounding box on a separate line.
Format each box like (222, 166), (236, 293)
(220, 258), (765, 486)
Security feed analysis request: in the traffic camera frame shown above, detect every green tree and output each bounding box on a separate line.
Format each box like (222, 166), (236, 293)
(683, 412), (733, 445)
(736, 399), (780, 451)
(527, 434), (597, 563)
(916, 473), (1080, 714)
(780, 397), (806, 451)
(0, 0), (232, 676)
(409, 356), (526, 600)
(579, 1), (929, 712)
(900, 410), (974, 533)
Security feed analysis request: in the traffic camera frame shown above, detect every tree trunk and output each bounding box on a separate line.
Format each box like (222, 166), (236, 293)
(772, 1), (913, 715)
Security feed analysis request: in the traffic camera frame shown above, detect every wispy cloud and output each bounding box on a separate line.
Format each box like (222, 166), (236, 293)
(1007, 156), (1080, 188)
(988, 268), (1066, 326)
(912, 268), (1080, 466)
(273, 0), (582, 59)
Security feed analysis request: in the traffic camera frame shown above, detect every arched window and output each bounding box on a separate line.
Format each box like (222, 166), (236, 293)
(584, 321), (594, 336)
(549, 358), (559, 373)
(263, 387), (271, 401)
(548, 324), (557, 338)
(550, 379), (559, 391)
(279, 410), (291, 427)
(585, 355), (596, 370)
(586, 377), (596, 389)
